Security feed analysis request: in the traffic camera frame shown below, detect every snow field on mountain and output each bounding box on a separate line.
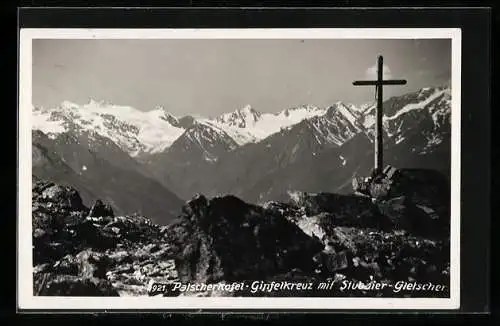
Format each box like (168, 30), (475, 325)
(33, 100), (185, 156)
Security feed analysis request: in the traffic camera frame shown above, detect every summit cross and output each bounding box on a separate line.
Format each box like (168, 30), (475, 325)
(353, 55), (407, 174)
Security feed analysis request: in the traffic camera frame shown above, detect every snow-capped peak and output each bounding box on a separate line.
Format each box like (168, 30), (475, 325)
(148, 105), (180, 127)
(325, 102), (360, 128)
(208, 103), (329, 146)
(241, 104), (257, 115)
(215, 104), (262, 128)
(32, 100), (185, 156)
(384, 87), (448, 121)
(358, 85), (451, 141)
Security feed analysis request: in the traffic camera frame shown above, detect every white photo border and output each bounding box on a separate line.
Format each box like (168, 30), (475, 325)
(18, 28), (461, 311)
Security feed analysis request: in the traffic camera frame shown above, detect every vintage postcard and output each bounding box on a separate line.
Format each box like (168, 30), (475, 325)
(18, 28), (461, 311)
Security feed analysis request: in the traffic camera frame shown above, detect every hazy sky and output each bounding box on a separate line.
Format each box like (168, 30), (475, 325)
(32, 38), (451, 117)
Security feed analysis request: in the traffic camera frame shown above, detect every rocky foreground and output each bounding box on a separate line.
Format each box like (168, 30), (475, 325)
(32, 168), (450, 298)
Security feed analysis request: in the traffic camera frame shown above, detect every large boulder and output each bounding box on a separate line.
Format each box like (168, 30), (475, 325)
(371, 168), (450, 236)
(370, 168), (449, 215)
(32, 182), (89, 232)
(36, 182), (88, 211)
(170, 194), (324, 283)
(376, 196), (444, 237)
(88, 199), (115, 218)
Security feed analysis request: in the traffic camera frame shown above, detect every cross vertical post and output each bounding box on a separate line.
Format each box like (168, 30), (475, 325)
(353, 55), (407, 175)
(375, 55), (383, 174)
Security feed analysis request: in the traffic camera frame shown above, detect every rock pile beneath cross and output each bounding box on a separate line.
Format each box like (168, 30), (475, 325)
(351, 166), (450, 237)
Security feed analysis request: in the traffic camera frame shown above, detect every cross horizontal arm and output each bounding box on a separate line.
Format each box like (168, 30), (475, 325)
(381, 79), (407, 85)
(353, 80), (378, 86)
(353, 79), (407, 86)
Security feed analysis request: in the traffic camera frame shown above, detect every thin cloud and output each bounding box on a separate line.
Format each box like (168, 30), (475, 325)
(365, 63), (392, 80)
(417, 69), (432, 77)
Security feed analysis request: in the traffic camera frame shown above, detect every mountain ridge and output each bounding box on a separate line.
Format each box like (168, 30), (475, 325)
(32, 84), (451, 214)
(34, 85), (450, 158)
(33, 97), (372, 156)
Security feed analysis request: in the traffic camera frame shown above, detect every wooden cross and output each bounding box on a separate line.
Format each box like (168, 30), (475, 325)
(353, 55), (407, 174)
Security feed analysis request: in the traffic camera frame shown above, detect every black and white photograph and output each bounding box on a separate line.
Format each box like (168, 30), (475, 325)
(18, 28), (461, 310)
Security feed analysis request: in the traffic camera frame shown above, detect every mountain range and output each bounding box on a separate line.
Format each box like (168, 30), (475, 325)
(32, 85), (451, 222)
